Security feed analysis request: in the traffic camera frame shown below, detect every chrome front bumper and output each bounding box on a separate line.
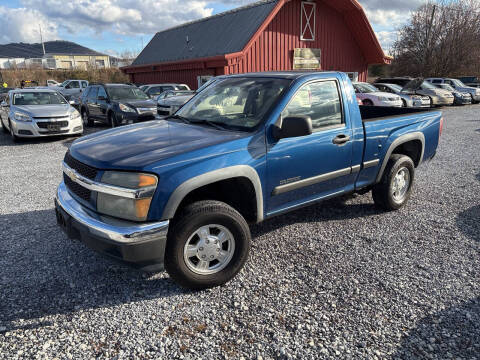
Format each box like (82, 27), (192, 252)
(55, 182), (169, 271)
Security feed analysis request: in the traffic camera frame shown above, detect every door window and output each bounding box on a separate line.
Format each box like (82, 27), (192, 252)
(81, 81), (88, 88)
(87, 87), (98, 101)
(282, 81), (343, 132)
(97, 87), (107, 100)
(68, 81), (80, 89)
(82, 87), (91, 101)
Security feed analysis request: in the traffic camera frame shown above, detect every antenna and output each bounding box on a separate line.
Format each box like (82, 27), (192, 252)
(39, 24), (46, 55)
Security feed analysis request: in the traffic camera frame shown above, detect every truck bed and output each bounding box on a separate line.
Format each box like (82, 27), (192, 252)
(354, 106), (442, 191)
(359, 105), (434, 121)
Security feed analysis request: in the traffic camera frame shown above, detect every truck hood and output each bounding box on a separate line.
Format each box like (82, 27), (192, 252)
(69, 120), (248, 169)
(14, 104), (74, 117)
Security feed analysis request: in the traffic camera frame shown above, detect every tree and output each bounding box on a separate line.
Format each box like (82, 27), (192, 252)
(391, 0), (480, 77)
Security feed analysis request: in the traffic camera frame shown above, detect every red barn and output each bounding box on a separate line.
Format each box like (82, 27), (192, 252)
(123, 0), (390, 89)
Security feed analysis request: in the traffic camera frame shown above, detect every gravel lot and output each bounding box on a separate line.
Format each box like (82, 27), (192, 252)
(0, 106), (479, 360)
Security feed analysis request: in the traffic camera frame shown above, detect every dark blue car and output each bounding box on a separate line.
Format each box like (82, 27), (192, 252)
(55, 72), (443, 289)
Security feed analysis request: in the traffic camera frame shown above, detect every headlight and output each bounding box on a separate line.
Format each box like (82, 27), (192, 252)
(119, 103), (137, 113)
(70, 111), (81, 120)
(14, 112), (31, 122)
(97, 172), (158, 221)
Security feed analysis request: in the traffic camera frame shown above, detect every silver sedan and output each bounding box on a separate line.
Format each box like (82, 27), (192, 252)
(0, 89), (83, 142)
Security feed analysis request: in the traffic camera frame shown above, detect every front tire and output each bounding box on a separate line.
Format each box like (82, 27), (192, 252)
(372, 154), (415, 211)
(1, 117), (7, 133)
(165, 200), (251, 290)
(108, 112), (117, 128)
(81, 109), (93, 127)
(9, 120), (19, 143)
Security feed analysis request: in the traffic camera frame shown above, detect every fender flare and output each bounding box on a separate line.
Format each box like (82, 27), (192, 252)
(162, 165), (264, 223)
(375, 132), (425, 183)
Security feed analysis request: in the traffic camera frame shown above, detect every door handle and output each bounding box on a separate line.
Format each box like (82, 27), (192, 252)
(332, 134), (350, 145)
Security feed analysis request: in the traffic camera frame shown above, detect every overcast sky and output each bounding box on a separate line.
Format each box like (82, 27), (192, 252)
(0, 0), (425, 56)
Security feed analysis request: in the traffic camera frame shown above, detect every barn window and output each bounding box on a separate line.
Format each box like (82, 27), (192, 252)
(301, 1), (316, 41)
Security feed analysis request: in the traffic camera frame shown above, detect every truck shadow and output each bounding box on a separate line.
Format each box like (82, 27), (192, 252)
(0, 197), (381, 329)
(393, 297), (480, 359)
(251, 195), (382, 238)
(0, 209), (183, 330)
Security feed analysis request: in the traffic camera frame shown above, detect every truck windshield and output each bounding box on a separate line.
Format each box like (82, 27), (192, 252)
(107, 87), (150, 101)
(60, 80), (69, 87)
(12, 92), (67, 105)
(176, 77), (290, 131)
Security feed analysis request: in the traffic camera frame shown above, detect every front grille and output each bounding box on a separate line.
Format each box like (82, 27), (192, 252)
(137, 107), (157, 114)
(138, 114), (156, 121)
(37, 121), (69, 129)
(33, 116), (69, 120)
(64, 174), (91, 201)
(64, 152), (98, 180)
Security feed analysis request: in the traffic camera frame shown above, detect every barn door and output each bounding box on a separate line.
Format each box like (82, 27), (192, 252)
(301, 1), (316, 41)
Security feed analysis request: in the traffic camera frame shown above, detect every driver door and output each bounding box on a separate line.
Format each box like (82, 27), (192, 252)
(266, 80), (354, 215)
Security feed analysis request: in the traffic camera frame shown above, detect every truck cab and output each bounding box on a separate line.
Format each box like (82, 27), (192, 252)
(55, 72), (442, 289)
(56, 80), (89, 96)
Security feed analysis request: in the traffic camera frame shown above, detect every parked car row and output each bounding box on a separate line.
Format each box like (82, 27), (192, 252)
(367, 77), (480, 108)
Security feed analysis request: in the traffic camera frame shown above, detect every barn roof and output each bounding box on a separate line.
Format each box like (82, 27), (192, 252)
(0, 40), (106, 58)
(130, 0), (389, 68)
(132, 0), (278, 66)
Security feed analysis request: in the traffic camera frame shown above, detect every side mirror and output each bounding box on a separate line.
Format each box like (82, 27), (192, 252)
(273, 116), (313, 140)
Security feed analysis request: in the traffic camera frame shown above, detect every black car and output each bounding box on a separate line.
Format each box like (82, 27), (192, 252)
(374, 77), (413, 87)
(457, 76), (480, 88)
(80, 84), (158, 127)
(0, 87), (14, 102)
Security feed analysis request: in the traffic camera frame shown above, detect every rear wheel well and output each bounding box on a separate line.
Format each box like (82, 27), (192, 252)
(174, 177), (258, 223)
(391, 140), (423, 167)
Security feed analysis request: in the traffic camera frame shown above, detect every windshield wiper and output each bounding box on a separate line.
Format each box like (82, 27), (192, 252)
(165, 114), (191, 124)
(189, 119), (227, 131)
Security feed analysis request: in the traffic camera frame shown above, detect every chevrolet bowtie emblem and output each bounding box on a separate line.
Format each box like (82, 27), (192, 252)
(66, 168), (78, 182)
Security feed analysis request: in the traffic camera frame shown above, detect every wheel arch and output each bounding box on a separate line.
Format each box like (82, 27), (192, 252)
(162, 165), (263, 223)
(375, 132), (425, 183)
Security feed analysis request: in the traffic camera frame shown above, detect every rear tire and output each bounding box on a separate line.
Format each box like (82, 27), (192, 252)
(372, 154), (415, 211)
(165, 200), (251, 290)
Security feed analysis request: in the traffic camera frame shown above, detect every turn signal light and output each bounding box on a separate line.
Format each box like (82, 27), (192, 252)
(139, 174), (157, 187)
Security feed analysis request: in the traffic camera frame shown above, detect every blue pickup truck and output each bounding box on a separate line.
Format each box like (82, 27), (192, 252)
(55, 72), (443, 289)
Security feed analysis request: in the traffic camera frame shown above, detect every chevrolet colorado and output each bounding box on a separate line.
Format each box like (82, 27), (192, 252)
(55, 72), (443, 289)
